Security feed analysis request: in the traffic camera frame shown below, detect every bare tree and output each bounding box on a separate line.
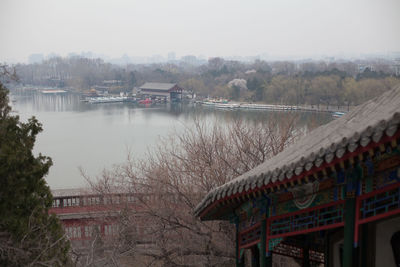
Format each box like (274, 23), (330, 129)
(81, 114), (300, 266)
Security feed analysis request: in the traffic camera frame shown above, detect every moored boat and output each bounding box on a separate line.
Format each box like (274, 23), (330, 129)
(138, 98), (152, 104)
(215, 103), (240, 109)
(41, 89), (67, 94)
(88, 96), (128, 104)
(333, 111), (346, 118)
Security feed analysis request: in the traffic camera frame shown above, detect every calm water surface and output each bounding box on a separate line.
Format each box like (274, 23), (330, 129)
(10, 91), (332, 189)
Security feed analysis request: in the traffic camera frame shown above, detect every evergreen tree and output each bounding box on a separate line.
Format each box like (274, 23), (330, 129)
(0, 82), (70, 266)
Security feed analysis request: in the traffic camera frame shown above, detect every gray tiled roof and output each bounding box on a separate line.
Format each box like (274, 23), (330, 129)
(194, 85), (400, 218)
(139, 82), (176, 91)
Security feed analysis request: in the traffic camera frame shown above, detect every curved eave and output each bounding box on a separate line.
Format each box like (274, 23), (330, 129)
(197, 130), (400, 221)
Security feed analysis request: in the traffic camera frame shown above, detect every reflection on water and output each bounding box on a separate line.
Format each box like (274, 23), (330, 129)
(10, 90), (332, 189)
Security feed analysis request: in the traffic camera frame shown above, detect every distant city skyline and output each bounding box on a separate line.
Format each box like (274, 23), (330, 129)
(1, 0), (400, 63)
(24, 50), (400, 66)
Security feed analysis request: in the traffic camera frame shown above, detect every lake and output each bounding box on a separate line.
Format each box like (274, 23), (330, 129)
(10, 90), (332, 189)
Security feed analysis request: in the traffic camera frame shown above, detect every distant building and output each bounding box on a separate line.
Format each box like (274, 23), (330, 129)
(181, 55), (207, 65)
(47, 52), (60, 59)
(394, 58), (400, 76)
(50, 188), (185, 265)
(181, 55), (198, 65)
(139, 82), (183, 101)
(28, 53), (44, 64)
(49, 188), (151, 251)
(168, 52), (176, 61)
(358, 64), (373, 73)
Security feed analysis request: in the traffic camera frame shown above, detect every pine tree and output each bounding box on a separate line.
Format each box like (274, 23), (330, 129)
(0, 82), (70, 266)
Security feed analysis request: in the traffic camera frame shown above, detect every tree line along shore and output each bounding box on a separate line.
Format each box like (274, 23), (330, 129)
(10, 56), (400, 110)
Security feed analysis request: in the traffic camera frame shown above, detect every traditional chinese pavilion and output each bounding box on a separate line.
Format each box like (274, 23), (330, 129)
(195, 86), (400, 267)
(139, 82), (183, 101)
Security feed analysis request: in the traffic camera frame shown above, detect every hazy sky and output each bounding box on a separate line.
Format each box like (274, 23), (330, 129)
(1, 0), (399, 62)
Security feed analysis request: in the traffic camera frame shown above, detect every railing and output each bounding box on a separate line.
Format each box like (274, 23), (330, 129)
(266, 200), (345, 253)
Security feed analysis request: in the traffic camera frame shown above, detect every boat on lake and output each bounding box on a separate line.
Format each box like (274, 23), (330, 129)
(214, 103), (240, 109)
(201, 99), (229, 106)
(138, 98), (152, 104)
(333, 111), (346, 118)
(41, 89), (67, 94)
(88, 96), (128, 104)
